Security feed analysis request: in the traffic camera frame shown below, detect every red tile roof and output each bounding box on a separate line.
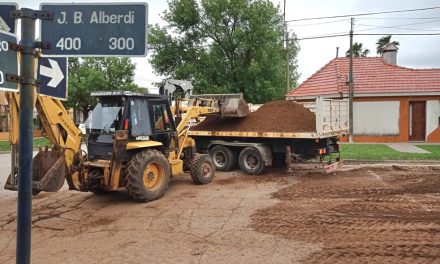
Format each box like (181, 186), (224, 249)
(287, 57), (440, 98)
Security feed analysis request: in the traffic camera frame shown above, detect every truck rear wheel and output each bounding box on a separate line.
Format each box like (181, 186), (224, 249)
(239, 147), (265, 175)
(190, 154), (215, 184)
(125, 149), (171, 202)
(209, 145), (237, 171)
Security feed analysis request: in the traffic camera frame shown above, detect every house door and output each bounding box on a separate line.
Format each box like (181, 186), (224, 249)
(409, 101), (426, 141)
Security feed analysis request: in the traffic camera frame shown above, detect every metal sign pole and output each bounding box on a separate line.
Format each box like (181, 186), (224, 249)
(16, 8), (36, 264)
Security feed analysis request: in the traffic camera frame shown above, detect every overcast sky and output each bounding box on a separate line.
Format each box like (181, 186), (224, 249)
(11, 0), (440, 92)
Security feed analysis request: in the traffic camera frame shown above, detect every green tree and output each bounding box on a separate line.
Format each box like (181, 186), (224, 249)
(66, 57), (138, 120)
(346, 42), (370, 58)
(149, 0), (300, 103)
(376, 35), (400, 54)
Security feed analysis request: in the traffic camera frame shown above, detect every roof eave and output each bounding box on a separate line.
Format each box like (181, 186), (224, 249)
(289, 91), (440, 99)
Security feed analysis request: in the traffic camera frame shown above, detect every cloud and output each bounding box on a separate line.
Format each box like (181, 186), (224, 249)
(281, 0), (440, 84)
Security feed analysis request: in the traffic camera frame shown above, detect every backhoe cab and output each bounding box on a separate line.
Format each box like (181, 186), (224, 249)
(86, 92), (176, 161)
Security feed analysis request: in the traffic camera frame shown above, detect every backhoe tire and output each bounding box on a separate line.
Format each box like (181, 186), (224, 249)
(125, 149), (171, 203)
(190, 154), (215, 185)
(209, 145), (237, 171)
(239, 147), (265, 175)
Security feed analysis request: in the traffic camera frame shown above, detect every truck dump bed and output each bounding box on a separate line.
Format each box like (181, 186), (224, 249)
(189, 97), (348, 139)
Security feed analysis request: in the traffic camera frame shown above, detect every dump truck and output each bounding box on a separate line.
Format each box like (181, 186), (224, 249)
(187, 97), (348, 175)
(4, 88), (248, 202)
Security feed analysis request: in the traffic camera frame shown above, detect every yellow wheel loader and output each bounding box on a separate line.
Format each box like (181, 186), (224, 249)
(4, 88), (248, 202)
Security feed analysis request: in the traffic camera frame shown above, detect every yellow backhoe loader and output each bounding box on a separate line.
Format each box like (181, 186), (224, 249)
(4, 85), (249, 202)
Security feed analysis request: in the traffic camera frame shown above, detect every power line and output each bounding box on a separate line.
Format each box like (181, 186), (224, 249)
(358, 17), (440, 20)
(294, 33), (349, 40)
(366, 27), (440, 32)
(355, 33), (440, 36)
(357, 26), (440, 32)
(356, 19), (440, 32)
(147, 32), (440, 48)
(292, 32), (440, 41)
(288, 18), (349, 26)
(286, 6), (440, 22)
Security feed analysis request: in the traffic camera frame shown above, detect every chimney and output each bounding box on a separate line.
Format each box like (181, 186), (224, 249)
(382, 43), (398, 65)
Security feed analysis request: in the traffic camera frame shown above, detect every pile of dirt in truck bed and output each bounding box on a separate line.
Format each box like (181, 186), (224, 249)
(192, 100), (316, 133)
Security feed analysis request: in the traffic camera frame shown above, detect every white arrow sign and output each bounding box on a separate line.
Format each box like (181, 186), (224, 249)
(0, 16), (11, 32)
(39, 58), (64, 88)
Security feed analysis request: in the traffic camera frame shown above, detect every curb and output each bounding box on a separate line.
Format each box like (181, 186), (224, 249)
(343, 159), (440, 165)
(0, 148), (44, 154)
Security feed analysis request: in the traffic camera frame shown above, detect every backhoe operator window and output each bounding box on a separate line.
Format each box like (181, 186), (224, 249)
(87, 100), (123, 133)
(130, 99), (153, 136)
(152, 104), (173, 132)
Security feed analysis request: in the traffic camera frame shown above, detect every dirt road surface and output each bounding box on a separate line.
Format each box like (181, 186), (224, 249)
(1, 166), (439, 263)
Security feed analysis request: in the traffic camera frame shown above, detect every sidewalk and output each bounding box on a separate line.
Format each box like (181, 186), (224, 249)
(386, 143), (430, 154)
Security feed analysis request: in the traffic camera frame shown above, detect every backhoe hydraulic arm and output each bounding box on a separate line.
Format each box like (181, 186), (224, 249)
(4, 92), (83, 193)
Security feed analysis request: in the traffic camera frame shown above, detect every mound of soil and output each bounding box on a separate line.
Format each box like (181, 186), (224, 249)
(192, 100), (316, 133)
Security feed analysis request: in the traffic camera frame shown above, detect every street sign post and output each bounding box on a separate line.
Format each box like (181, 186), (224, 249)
(40, 3), (148, 56)
(16, 8), (38, 264)
(0, 31), (18, 92)
(0, 3), (18, 33)
(38, 57), (68, 100)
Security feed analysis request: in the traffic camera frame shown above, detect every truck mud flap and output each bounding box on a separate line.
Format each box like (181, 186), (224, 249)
(324, 160), (344, 173)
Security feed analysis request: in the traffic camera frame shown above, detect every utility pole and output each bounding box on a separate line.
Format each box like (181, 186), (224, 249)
(284, 0), (289, 95)
(348, 17), (354, 143)
(285, 28), (290, 95)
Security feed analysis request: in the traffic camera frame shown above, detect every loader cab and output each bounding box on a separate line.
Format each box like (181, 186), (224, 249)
(86, 91), (177, 160)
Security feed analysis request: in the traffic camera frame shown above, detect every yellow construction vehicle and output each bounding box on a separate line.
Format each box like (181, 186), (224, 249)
(4, 86), (248, 202)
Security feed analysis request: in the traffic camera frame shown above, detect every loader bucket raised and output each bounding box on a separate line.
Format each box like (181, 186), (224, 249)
(190, 93), (249, 117)
(220, 97), (249, 117)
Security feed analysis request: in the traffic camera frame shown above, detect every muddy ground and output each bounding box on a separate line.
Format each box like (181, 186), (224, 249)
(0, 166), (439, 263)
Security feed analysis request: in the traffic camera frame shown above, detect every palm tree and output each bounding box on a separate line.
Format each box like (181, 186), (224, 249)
(346, 42), (370, 58)
(376, 35), (400, 54)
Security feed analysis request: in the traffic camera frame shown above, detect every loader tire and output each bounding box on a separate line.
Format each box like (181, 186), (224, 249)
(209, 145), (237, 171)
(239, 147), (265, 175)
(190, 154), (215, 185)
(125, 149), (171, 203)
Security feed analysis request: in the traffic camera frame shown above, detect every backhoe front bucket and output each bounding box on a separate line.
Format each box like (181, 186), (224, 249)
(220, 97), (249, 117)
(190, 93), (250, 117)
(5, 148), (66, 194)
